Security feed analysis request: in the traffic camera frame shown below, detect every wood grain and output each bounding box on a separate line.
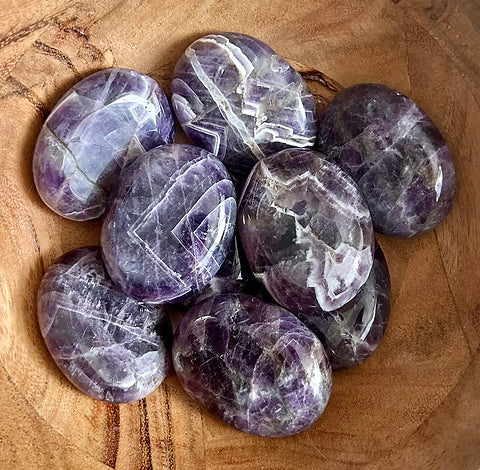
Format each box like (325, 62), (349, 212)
(1, 1), (479, 468)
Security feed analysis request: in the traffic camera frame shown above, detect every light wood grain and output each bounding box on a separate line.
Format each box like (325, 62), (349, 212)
(1, 1), (479, 469)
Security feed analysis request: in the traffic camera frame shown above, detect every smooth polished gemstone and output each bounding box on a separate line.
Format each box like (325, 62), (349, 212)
(317, 83), (456, 238)
(37, 246), (172, 403)
(297, 243), (391, 370)
(171, 33), (318, 182)
(238, 149), (374, 312)
(102, 144), (236, 304)
(33, 68), (175, 221)
(173, 294), (332, 437)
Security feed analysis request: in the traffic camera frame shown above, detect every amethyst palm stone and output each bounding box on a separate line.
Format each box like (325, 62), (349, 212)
(238, 148), (375, 313)
(102, 144), (236, 304)
(297, 243), (391, 370)
(173, 294), (332, 437)
(33, 68), (175, 220)
(317, 83), (456, 238)
(171, 33), (318, 182)
(37, 246), (172, 403)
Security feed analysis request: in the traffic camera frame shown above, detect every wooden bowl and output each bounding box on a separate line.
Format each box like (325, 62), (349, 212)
(1, 1), (479, 469)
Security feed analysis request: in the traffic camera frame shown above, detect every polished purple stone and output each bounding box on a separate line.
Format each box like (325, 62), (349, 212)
(171, 33), (318, 182)
(297, 243), (391, 370)
(33, 68), (175, 221)
(317, 83), (456, 238)
(37, 246), (172, 403)
(173, 294), (332, 437)
(102, 144), (236, 304)
(238, 149), (374, 312)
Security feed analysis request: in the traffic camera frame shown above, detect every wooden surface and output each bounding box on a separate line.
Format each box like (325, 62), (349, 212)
(1, 1), (480, 468)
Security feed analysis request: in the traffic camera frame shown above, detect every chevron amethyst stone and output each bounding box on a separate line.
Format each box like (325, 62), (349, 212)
(33, 68), (175, 221)
(297, 243), (391, 370)
(171, 33), (318, 182)
(37, 246), (172, 403)
(238, 149), (375, 313)
(102, 144), (236, 304)
(173, 294), (332, 437)
(317, 83), (456, 237)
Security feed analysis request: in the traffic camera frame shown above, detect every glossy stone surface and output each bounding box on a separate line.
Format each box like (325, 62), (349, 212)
(171, 33), (318, 182)
(102, 144), (236, 304)
(33, 68), (175, 221)
(317, 83), (456, 238)
(297, 243), (391, 370)
(37, 246), (172, 403)
(173, 294), (332, 437)
(238, 149), (374, 312)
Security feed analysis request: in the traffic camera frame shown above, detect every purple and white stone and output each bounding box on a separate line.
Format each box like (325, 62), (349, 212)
(37, 246), (172, 403)
(171, 33), (318, 182)
(33, 68), (175, 221)
(317, 83), (456, 238)
(102, 144), (236, 304)
(238, 148), (374, 313)
(297, 243), (391, 370)
(173, 294), (332, 437)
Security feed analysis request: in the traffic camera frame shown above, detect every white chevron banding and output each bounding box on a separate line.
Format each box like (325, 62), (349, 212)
(118, 152), (234, 300)
(173, 34), (318, 165)
(186, 43), (265, 159)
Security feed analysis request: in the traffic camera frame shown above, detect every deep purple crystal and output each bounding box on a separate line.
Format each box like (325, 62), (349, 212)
(238, 148), (374, 312)
(317, 83), (456, 238)
(173, 294), (332, 437)
(37, 246), (172, 403)
(101, 144), (236, 304)
(33, 68), (175, 221)
(171, 33), (318, 182)
(297, 243), (391, 370)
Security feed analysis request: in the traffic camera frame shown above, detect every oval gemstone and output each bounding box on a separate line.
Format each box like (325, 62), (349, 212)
(102, 144), (236, 304)
(33, 68), (175, 221)
(37, 246), (172, 403)
(171, 33), (318, 183)
(238, 148), (374, 312)
(173, 294), (332, 437)
(297, 243), (391, 370)
(317, 83), (456, 238)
